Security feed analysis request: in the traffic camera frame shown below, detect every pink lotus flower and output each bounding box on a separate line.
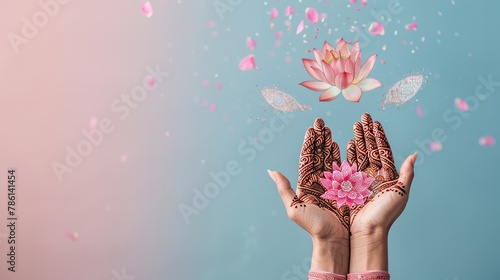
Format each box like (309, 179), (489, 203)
(300, 39), (382, 102)
(320, 161), (374, 208)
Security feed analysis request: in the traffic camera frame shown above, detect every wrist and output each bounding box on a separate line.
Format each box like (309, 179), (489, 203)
(311, 236), (349, 275)
(349, 227), (389, 273)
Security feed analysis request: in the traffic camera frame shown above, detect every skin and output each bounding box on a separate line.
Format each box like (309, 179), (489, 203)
(269, 113), (417, 275)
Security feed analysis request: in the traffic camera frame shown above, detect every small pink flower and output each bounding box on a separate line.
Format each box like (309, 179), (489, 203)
(320, 161), (374, 208)
(300, 39), (381, 102)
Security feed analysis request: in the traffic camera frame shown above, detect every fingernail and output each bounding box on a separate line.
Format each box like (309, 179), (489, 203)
(267, 170), (277, 183)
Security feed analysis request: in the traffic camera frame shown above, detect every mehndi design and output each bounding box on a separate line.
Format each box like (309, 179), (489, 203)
(291, 118), (350, 230)
(347, 113), (405, 224)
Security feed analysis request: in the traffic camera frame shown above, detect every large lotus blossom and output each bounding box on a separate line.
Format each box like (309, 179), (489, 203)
(320, 161), (374, 208)
(300, 39), (382, 102)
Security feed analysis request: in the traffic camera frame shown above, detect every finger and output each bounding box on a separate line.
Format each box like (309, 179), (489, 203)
(298, 127), (316, 183)
(361, 112), (382, 170)
(332, 141), (341, 167)
(397, 153), (417, 193)
(346, 139), (357, 166)
(374, 121), (398, 181)
(268, 170), (296, 208)
(353, 121), (369, 170)
(323, 127), (334, 172)
(313, 118), (326, 172)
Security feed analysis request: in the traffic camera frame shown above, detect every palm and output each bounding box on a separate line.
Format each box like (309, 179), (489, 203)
(290, 118), (350, 238)
(346, 113), (409, 232)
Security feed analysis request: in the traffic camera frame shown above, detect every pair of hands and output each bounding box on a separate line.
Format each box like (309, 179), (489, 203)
(268, 113), (417, 275)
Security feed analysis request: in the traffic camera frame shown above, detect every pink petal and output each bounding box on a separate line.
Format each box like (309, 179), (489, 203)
(479, 136), (496, 146)
(300, 81), (332, 92)
(321, 192), (338, 201)
(65, 231), (78, 241)
(348, 191), (358, 199)
(331, 181), (341, 191)
(209, 104), (217, 112)
(311, 67), (329, 83)
(335, 72), (354, 90)
(313, 48), (325, 65)
(239, 55), (256, 71)
(246, 37), (256, 51)
(337, 189), (348, 198)
(146, 76), (155, 89)
(346, 198), (355, 208)
(349, 0), (357, 3)
(351, 162), (357, 173)
(349, 172), (363, 187)
(356, 78), (381, 91)
(343, 85), (363, 102)
(455, 98), (469, 112)
(320, 178), (333, 190)
(361, 0), (368, 6)
(353, 54), (377, 83)
(305, 7), (319, 24)
(336, 197), (346, 207)
(332, 162), (341, 172)
(353, 197), (366, 205)
(429, 141), (442, 152)
(319, 86), (341, 102)
(276, 31), (283, 38)
(405, 22), (418, 31)
(332, 170), (343, 183)
(270, 8), (278, 19)
(322, 60), (337, 85)
(417, 106), (423, 117)
(285, 6), (294, 16)
(322, 41), (335, 53)
(120, 154), (128, 162)
(296, 20), (305, 34)
(368, 22), (385, 36)
(302, 59), (322, 80)
(89, 117), (98, 129)
(324, 171), (333, 180)
(141, 1), (153, 18)
(341, 161), (352, 180)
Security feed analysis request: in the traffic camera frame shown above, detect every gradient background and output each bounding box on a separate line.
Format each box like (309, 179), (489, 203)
(1, 0), (499, 279)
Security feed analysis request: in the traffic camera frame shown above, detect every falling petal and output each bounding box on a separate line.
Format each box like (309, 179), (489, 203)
(270, 8), (278, 19)
(383, 74), (424, 105)
(361, 0), (368, 6)
(305, 7), (319, 24)
(141, 1), (153, 18)
(65, 231), (78, 241)
(405, 22), (418, 31)
(380, 59), (386, 64)
(285, 6), (294, 16)
(479, 136), (496, 146)
(89, 117), (98, 129)
(246, 37), (256, 51)
(215, 83), (223, 90)
(209, 104), (217, 112)
(261, 87), (311, 112)
(207, 21), (216, 28)
(165, 131), (170, 137)
(368, 22), (385, 35)
(202, 79), (210, 87)
(276, 31), (283, 38)
(146, 76), (155, 89)
(296, 20), (305, 34)
(430, 141), (442, 152)
(120, 154), (128, 162)
(455, 98), (469, 112)
(416, 106), (423, 117)
(349, 0), (357, 3)
(239, 55), (256, 71)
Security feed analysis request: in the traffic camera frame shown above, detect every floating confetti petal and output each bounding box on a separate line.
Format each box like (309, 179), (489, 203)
(405, 22), (418, 31)
(209, 104), (217, 112)
(261, 87), (311, 112)
(296, 20), (305, 34)
(246, 37), (256, 51)
(383, 74), (424, 105)
(361, 0), (368, 6)
(65, 231), (78, 241)
(120, 154), (128, 162)
(368, 21), (385, 35)
(349, 0), (357, 3)
(305, 7), (319, 24)
(430, 141), (442, 152)
(455, 98), (469, 111)
(285, 6), (294, 16)
(270, 8), (278, 19)
(165, 131), (170, 137)
(416, 106), (423, 117)
(89, 117), (98, 129)
(141, 1), (153, 18)
(146, 76), (155, 89)
(207, 21), (216, 28)
(276, 31), (283, 38)
(239, 54), (256, 71)
(479, 136), (496, 146)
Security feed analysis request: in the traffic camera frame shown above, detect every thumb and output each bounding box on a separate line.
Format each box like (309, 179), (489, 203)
(398, 152), (417, 191)
(267, 170), (296, 208)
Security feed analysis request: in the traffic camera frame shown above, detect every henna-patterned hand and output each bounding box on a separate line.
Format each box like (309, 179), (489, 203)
(269, 118), (349, 240)
(346, 113), (417, 234)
